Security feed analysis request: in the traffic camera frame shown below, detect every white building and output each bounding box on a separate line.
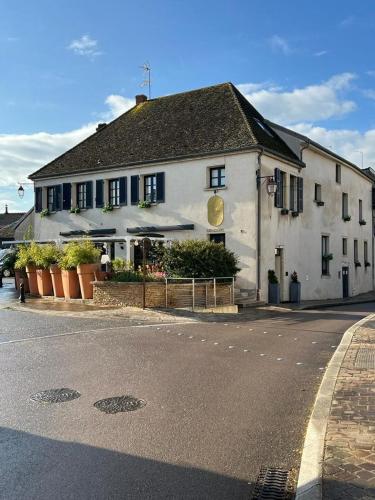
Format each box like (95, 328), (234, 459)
(28, 83), (374, 302)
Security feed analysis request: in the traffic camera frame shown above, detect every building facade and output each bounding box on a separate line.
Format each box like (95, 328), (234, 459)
(28, 83), (374, 302)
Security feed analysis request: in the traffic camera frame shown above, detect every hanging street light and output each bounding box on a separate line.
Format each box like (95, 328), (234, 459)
(17, 185), (25, 198)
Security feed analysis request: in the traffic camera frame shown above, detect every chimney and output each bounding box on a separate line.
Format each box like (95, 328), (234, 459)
(96, 123), (107, 132)
(135, 94), (147, 105)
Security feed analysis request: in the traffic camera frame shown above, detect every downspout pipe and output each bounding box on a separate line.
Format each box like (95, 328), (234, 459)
(256, 148), (264, 302)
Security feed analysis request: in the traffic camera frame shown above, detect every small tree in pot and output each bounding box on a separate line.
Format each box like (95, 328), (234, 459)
(268, 269), (280, 304)
(60, 240), (101, 300)
(34, 243), (61, 296)
(15, 242), (39, 296)
(289, 270), (301, 304)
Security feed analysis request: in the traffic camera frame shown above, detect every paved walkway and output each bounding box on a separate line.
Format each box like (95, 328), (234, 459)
(323, 318), (375, 499)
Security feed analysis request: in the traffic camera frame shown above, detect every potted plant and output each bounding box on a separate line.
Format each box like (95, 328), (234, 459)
(40, 208), (50, 218)
(70, 207), (81, 214)
(138, 200), (152, 208)
(15, 242), (39, 296)
(4, 249), (30, 292)
(34, 243), (60, 296)
(102, 203), (113, 213)
(59, 243), (81, 300)
(359, 219), (366, 226)
(322, 253), (333, 261)
(289, 271), (301, 304)
(60, 240), (101, 299)
(268, 269), (280, 304)
(343, 215), (351, 222)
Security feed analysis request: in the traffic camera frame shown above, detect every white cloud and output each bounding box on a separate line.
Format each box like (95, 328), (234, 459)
(340, 16), (355, 28)
(290, 122), (375, 168)
(362, 89), (375, 100)
(0, 94), (134, 193)
(238, 73), (357, 124)
(314, 50), (328, 57)
(268, 35), (292, 55)
(68, 35), (102, 58)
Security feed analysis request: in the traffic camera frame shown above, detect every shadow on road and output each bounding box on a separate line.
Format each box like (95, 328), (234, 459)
(0, 426), (251, 499)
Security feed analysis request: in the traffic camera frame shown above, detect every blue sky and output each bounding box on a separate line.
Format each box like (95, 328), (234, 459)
(1, 0), (375, 211)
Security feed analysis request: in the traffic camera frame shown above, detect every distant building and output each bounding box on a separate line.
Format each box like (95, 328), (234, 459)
(28, 83), (374, 302)
(0, 205), (27, 247)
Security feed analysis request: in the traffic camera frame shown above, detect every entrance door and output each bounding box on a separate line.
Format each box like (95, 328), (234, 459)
(342, 266), (349, 298)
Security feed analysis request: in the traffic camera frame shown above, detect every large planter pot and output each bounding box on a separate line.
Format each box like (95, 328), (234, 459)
(50, 264), (64, 298)
(26, 265), (39, 296)
(15, 270), (29, 293)
(94, 270), (109, 282)
(36, 268), (53, 296)
(61, 269), (81, 299)
(268, 283), (280, 304)
(77, 263), (99, 299)
(289, 281), (301, 304)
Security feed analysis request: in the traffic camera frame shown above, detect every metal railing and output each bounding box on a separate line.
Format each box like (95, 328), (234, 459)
(165, 277), (235, 311)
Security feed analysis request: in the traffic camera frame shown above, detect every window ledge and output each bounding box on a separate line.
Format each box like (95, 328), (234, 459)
(321, 274), (331, 279)
(204, 186), (227, 192)
(314, 200), (325, 206)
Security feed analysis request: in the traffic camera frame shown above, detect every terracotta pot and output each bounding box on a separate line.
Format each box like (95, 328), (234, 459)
(26, 265), (39, 296)
(36, 268), (53, 296)
(61, 269), (81, 299)
(15, 270), (30, 293)
(94, 270), (109, 281)
(50, 264), (64, 298)
(77, 263), (99, 299)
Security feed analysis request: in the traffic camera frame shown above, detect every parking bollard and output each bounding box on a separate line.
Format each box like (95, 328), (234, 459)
(19, 281), (25, 303)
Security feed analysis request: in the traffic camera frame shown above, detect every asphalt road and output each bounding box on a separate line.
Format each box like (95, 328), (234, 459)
(0, 299), (374, 499)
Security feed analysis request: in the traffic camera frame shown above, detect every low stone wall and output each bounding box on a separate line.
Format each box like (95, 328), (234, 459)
(93, 281), (233, 309)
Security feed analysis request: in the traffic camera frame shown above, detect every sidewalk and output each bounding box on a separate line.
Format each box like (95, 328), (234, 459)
(322, 317), (375, 499)
(260, 290), (375, 312)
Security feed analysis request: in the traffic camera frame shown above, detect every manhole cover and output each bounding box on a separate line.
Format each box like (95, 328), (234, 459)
(251, 468), (292, 499)
(355, 347), (375, 369)
(94, 396), (146, 414)
(30, 388), (81, 403)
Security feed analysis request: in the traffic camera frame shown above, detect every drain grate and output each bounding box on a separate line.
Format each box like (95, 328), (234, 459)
(30, 388), (81, 404)
(251, 468), (292, 499)
(355, 347), (375, 369)
(94, 395), (146, 414)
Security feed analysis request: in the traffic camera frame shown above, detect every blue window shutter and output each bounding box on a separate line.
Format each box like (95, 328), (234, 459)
(62, 183), (71, 210)
(297, 177), (303, 212)
(96, 180), (104, 208)
(119, 177), (127, 206)
(274, 168), (282, 208)
(55, 185), (62, 211)
(156, 172), (165, 203)
(35, 187), (42, 213)
(131, 175), (139, 205)
(86, 181), (93, 208)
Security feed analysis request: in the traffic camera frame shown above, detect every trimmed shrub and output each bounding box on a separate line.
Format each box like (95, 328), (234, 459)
(59, 240), (101, 270)
(157, 239), (240, 278)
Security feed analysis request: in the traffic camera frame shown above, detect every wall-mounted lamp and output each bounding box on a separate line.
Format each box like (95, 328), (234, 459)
(256, 174), (277, 196)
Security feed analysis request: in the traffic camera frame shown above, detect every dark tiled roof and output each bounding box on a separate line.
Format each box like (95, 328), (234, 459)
(0, 212), (25, 228)
(30, 83), (302, 180)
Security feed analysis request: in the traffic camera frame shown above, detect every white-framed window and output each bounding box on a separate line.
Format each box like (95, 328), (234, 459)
(342, 238), (348, 256)
(77, 183), (87, 209)
(314, 183), (322, 202)
(144, 174), (157, 202)
(109, 179), (120, 206)
(209, 166), (225, 188)
(322, 235), (330, 276)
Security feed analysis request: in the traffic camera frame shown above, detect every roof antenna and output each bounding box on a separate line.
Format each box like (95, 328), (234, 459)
(140, 62), (151, 99)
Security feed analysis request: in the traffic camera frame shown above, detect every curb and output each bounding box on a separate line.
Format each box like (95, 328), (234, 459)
(295, 312), (375, 500)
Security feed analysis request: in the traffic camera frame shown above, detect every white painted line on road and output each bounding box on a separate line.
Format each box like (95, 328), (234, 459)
(213, 342), (219, 345)
(201, 339), (206, 342)
(228, 345), (234, 349)
(0, 321), (202, 346)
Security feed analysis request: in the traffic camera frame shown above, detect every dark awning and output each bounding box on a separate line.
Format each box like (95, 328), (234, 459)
(59, 228), (116, 237)
(126, 224), (194, 234)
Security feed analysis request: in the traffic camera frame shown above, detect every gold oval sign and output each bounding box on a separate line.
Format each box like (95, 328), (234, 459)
(207, 195), (224, 227)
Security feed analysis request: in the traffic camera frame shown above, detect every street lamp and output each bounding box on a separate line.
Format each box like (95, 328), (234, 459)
(17, 185), (25, 198)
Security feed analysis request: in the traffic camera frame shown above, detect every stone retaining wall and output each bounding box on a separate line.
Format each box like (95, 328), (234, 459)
(93, 281), (233, 309)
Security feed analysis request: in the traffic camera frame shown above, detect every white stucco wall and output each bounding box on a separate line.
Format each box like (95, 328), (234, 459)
(258, 148), (373, 301)
(32, 146), (374, 302)
(33, 152), (258, 290)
